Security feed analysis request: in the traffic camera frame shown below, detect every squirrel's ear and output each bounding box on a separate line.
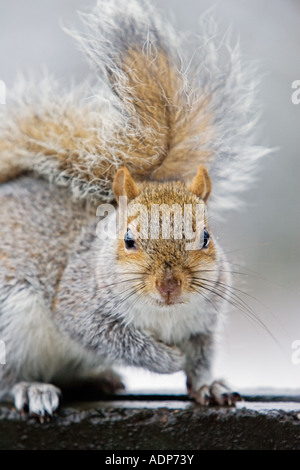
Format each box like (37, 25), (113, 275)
(113, 167), (140, 204)
(189, 165), (212, 202)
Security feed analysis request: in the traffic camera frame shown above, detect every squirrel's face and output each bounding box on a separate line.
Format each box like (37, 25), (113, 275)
(112, 166), (220, 307)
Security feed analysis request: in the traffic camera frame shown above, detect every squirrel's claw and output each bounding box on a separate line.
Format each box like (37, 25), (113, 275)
(189, 380), (243, 407)
(11, 382), (61, 421)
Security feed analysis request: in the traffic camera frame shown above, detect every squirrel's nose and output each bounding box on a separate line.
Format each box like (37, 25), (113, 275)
(156, 276), (182, 301)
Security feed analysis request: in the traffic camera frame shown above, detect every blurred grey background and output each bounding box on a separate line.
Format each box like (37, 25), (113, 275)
(0, 0), (299, 392)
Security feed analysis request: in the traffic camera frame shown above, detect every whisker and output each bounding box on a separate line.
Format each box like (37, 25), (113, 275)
(190, 265), (291, 337)
(190, 283), (220, 314)
(112, 283), (146, 309)
(195, 278), (261, 322)
(191, 278), (282, 349)
(191, 266), (291, 293)
(195, 276), (264, 306)
(100, 277), (145, 288)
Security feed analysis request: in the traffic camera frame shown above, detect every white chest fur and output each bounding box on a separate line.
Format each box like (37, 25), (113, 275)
(123, 294), (218, 345)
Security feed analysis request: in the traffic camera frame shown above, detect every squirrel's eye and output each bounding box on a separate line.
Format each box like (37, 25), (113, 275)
(201, 228), (210, 249)
(124, 228), (137, 250)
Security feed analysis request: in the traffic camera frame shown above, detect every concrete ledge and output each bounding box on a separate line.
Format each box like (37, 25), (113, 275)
(1, 394), (300, 450)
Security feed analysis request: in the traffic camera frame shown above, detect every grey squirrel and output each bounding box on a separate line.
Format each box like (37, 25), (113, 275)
(0, 0), (269, 419)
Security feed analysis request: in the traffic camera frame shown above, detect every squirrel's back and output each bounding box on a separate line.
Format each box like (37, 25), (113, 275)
(0, 0), (269, 213)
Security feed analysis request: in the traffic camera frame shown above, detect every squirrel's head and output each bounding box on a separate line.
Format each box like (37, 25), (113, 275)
(112, 165), (220, 308)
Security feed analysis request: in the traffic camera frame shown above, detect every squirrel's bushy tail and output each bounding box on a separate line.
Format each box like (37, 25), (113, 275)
(0, 0), (269, 210)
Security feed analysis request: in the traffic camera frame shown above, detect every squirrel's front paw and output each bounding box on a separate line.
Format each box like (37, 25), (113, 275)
(188, 380), (242, 407)
(11, 382), (61, 421)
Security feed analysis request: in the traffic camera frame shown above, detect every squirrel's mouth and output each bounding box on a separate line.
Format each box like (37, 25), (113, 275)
(159, 294), (181, 306)
(153, 292), (186, 307)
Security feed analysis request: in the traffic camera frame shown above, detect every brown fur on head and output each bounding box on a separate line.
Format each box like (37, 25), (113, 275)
(113, 166), (218, 306)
